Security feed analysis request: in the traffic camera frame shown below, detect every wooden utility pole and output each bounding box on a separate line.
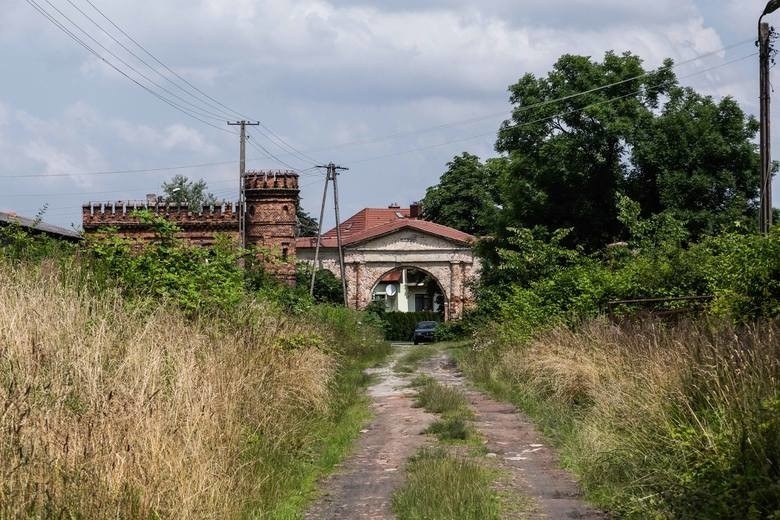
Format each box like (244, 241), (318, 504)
(310, 163), (350, 305)
(759, 22), (774, 233)
(331, 164), (349, 306)
(309, 171), (331, 297)
(227, 120), (259, 247)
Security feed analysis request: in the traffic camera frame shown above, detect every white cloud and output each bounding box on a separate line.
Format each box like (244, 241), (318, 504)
(2, 0), (777, 223)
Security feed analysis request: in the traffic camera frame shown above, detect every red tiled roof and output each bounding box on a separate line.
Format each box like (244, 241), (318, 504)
(296, 207), (474, 249)
(321, 207), (410, 240)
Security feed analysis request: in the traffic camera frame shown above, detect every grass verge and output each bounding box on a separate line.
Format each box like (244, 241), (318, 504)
(392, 448), (501, 520)
(0, 262), (390, 519)
(459, 318), (780, 519)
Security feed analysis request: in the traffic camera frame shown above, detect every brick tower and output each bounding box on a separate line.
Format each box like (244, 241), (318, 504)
(244, 170), (299, 285)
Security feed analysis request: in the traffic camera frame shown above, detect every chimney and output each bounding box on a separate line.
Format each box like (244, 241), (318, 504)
(409, 201), (421, 219)
(146, 193), (158, 205)
(388, 202), (400, 209)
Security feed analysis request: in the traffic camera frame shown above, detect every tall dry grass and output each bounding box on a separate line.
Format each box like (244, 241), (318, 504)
(0, 261), (341, 518)
(463, 318), (780, 518)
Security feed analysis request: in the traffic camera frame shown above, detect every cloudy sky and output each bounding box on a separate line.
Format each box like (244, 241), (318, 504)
(0, 0), (776, 229)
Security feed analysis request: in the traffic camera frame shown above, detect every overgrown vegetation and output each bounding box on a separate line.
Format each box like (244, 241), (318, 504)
(414, 378), (477, 443)
(392, 448), (501, 520)
(0, 220), (389, 518)
(416, 49), (780, 518)
(461, 319), (780, 519)
(454, 210), (780, 517)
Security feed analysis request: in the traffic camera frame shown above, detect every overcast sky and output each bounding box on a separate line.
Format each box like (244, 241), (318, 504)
(0, 0), (777, 230)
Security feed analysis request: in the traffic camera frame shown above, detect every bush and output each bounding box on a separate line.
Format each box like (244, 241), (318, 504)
(296, 264), (344, 304)
(380, 312), (442, 341)
(434, 320), (470, 342)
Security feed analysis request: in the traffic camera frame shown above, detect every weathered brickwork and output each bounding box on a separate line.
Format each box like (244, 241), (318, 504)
(298, 230), (479, 320)
(82, 171), (299, 284)
(245, 172), (299, 284)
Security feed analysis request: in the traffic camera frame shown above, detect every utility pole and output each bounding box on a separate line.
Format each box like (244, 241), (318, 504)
(310, 163), (349, 306)
(759, 2), (779, 233)
(309, 171), (331, 297)
(227, 120), (259, 247)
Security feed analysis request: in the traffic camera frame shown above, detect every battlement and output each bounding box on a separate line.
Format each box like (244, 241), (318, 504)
(82, 200), (238, 230)
(80, 171), (300, 284)
(244, 170), (299, 191)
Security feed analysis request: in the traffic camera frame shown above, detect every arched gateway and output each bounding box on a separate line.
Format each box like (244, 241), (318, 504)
(296, 205), (480, 320)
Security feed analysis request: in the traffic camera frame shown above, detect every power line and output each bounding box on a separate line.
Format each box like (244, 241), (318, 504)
(41, 0), (233, 122)
(0, 157), (325, 180)
(62, 0), (238, 121)
(279, 39), (756, 157)
(246, 130), (307, 172)
(77, 0), (321, 165)
(25, 0), (238, 135)
(345, 52), (758, 165)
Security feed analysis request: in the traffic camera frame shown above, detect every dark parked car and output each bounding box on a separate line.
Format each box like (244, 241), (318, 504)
(412, 321), (438, 345)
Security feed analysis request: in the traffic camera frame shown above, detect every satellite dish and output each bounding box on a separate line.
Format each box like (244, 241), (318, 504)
(385, 284), (397, 296)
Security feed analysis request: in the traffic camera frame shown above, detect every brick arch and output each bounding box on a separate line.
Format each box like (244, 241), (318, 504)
(343, 261), (469, 320)
(367, 265), (448, 315)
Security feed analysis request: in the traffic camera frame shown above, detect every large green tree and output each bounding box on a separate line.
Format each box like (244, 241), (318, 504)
(494, 51), (761, 250)
(495, 51), (676, 250)
(627, 87), (760, 236)
(161, 175), (217, 212)
(421, 152), (507, 236)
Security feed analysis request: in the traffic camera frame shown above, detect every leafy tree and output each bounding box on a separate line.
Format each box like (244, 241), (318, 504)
(495, 51), (676, 251)
(161, 175), (217, 212)
(295, 263), (343, 304)
(627, 87), (760, 236)
(297, 205), (319, 237)
(493, 51), (762, 249)
(421, 153), (507, 236)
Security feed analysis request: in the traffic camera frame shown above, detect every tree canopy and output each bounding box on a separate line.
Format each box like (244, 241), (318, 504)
(421, 152), (506, 236)
(422, 51), (762, 252)
(296, 206), (319, 237)
(161, 175), (217, 212)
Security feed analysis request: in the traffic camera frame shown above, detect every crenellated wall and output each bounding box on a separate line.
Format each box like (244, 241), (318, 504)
(245, 171), (299, 284)
(82, 200), (239, 246)
(82, 170), (300, 283)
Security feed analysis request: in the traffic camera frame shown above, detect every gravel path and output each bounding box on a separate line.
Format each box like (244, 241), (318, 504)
(305, 345), (605, 519)
(304, 347), (435, 519)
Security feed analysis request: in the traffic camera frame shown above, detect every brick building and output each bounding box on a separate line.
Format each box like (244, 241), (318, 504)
(82, 170), (299, 284)
(297, 203), (480, 320)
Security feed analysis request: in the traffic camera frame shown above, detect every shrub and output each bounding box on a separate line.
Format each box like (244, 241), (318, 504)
(380, 311), (442, 341)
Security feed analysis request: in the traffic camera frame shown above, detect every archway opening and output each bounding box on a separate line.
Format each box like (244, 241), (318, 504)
(370, 267), (445, 316)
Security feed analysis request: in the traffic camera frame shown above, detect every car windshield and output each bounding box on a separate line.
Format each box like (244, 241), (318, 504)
(416, 321), (437, 330)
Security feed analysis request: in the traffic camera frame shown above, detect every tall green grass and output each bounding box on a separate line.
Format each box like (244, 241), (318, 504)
(392, 448), (501, 520)
(461, 318), (780, 518)
(0, 261), (388, 519)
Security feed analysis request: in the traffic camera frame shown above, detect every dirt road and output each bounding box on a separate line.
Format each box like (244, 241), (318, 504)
(305, 345), (604, 519)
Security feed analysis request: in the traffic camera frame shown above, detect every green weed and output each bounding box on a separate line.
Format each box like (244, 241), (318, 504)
(392, 448), (501, 520)
(414, 379), (470, 416)
(393, 345), (438, 373)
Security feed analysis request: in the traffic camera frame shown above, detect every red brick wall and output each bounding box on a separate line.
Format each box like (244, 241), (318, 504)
(82, 171), (300, 284)
(245, 172), (299, 285)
